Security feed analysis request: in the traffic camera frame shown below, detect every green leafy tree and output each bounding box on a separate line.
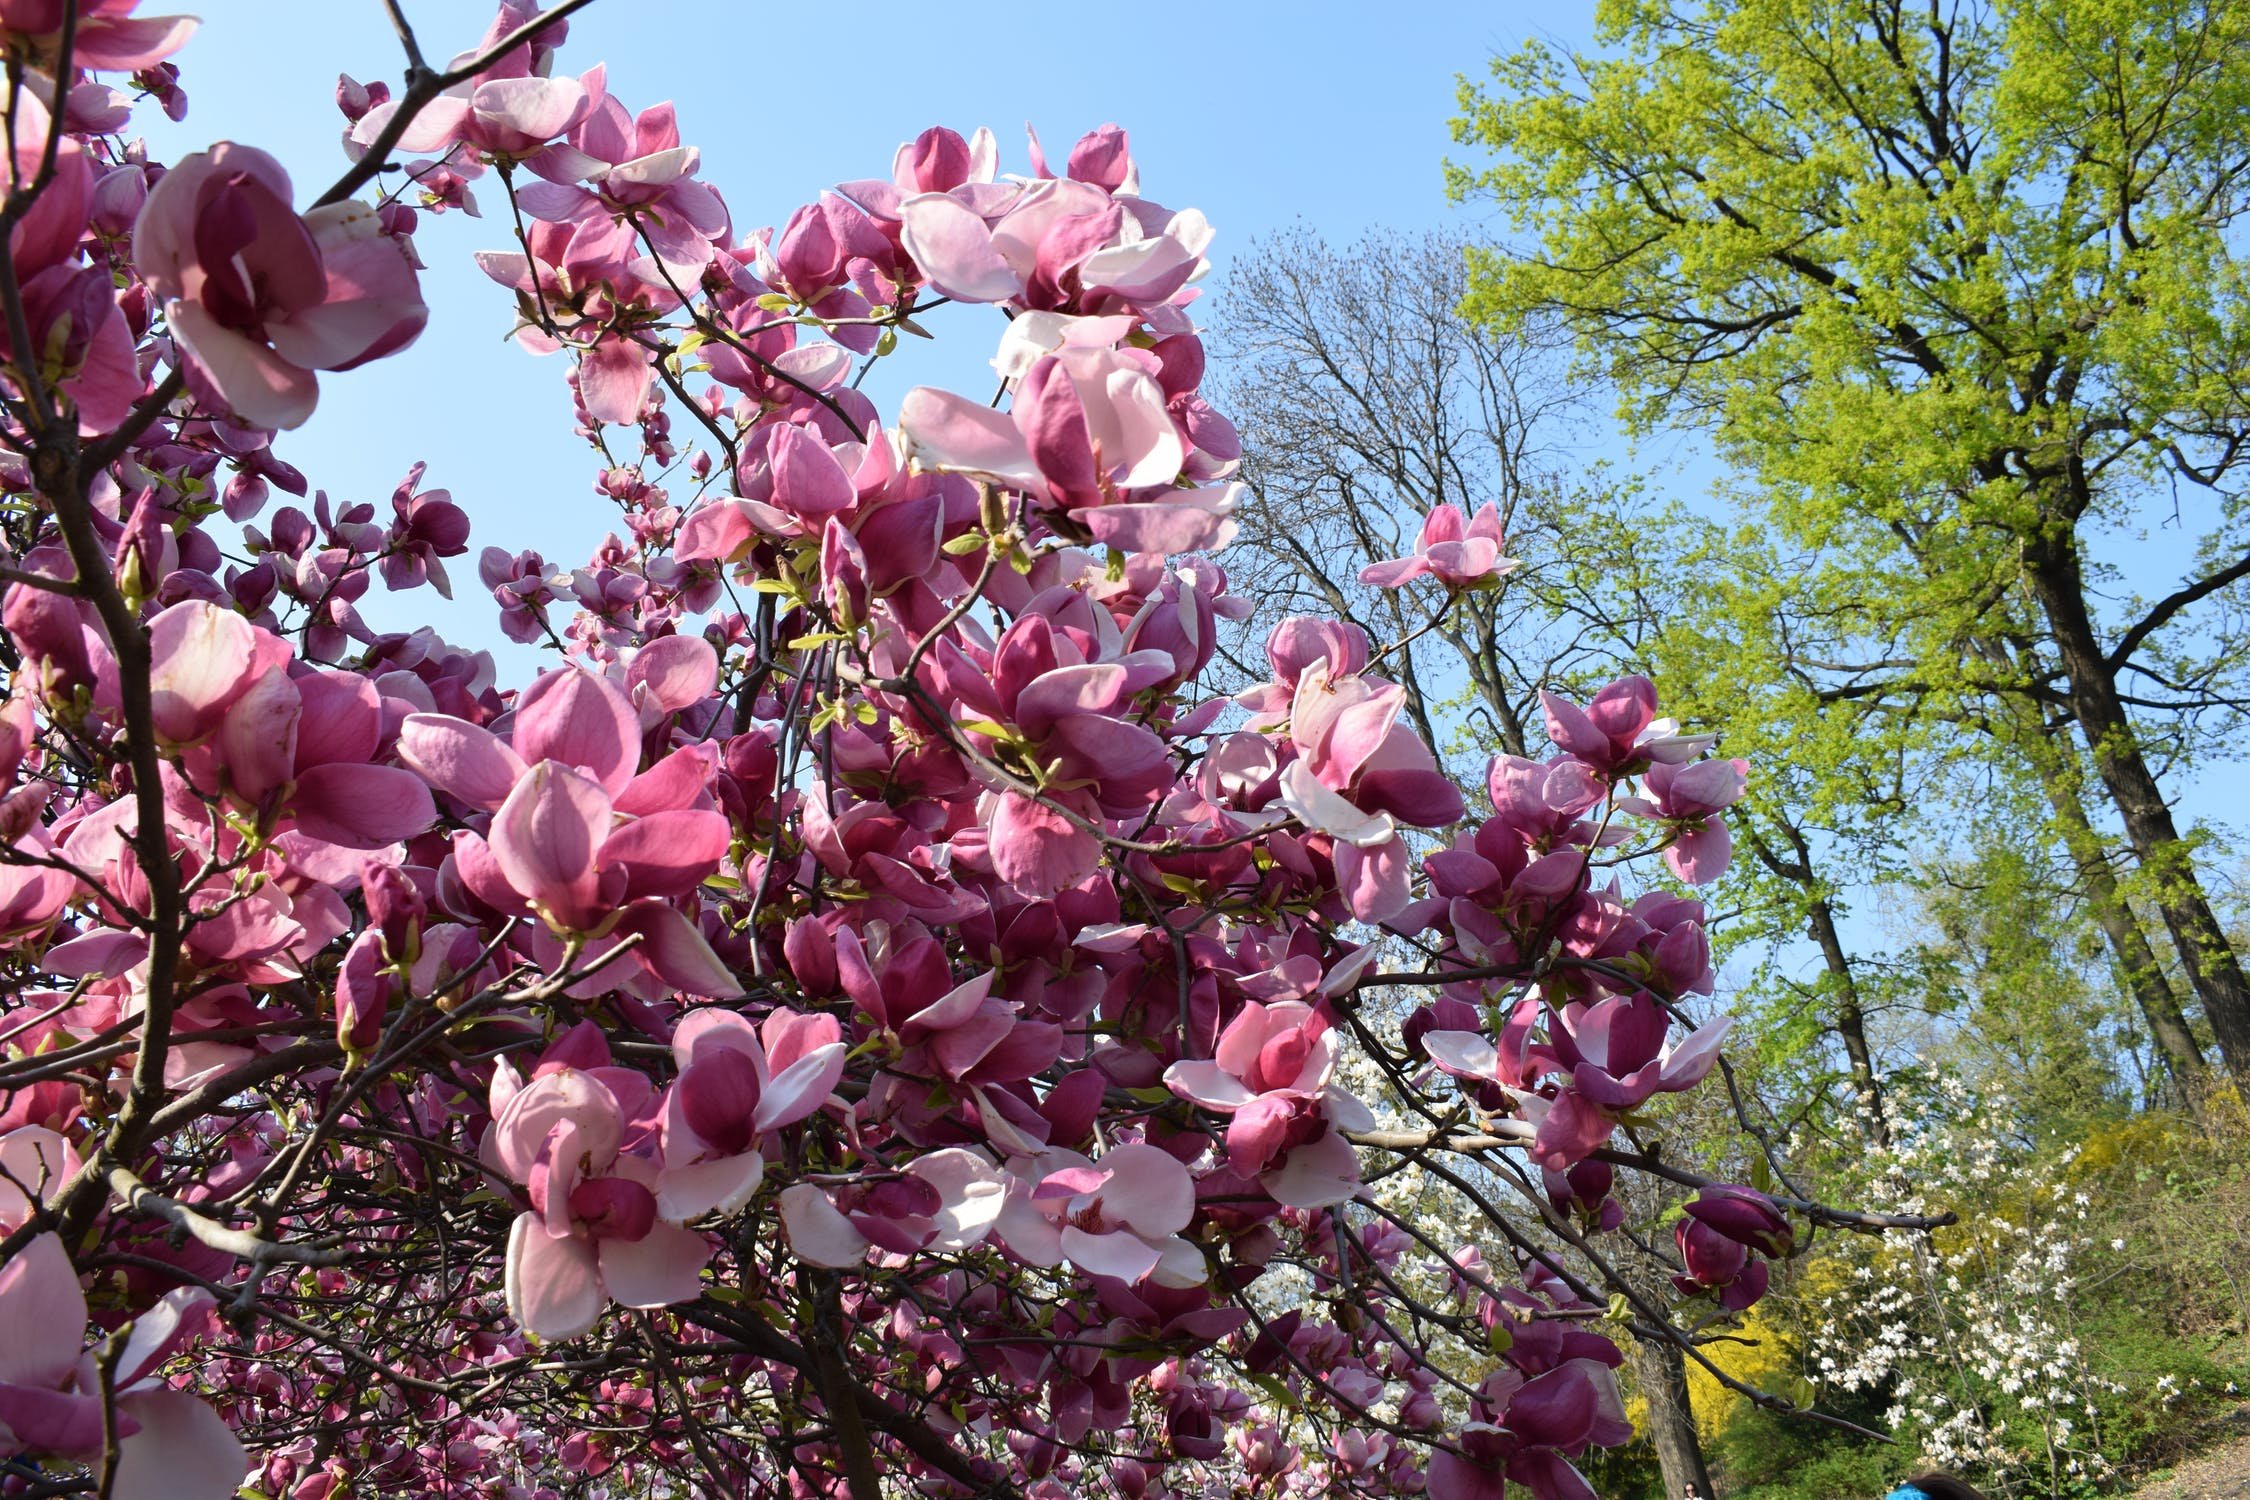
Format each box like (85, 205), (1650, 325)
(1450, 0), (2250, 1077)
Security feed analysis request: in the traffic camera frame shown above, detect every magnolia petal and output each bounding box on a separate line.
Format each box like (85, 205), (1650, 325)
(106, 1390), (246, 1500)
(505, 1213), (607, 1341)
(778, 1183), (870, 1267)
(597, 1221), (710, 1309)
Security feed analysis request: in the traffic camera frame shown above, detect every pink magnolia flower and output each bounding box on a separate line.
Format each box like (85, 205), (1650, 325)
(1673, 1185), (1791, 1309)
(0, 1230), (246, 1500)
(174, 613), (438, 849)
(838, 935), (1063, 1090)
(1235, 616), (1372, 725)
(889, 128), (1209, 316)
(776, 1148), (1007, 1268)
(1358, 503), (1516, 590)
(489, 1067), (711, 1341)
(1274, 658), (1465, 923)
(993, 1142), (1204, 1287)
(1539, 677), (1715, 776)
(1162, 999), (1374, 1208)
(18, 262), (140, 434)
(922, 612), (1179, 895)
(349, 4), (589, 165)
(1674, 1216), (1768, 1311)
(898, 343), (1239, 555)
(400, 667), (739, 997)
(1617, 756), (1748, 883)
(1425, 994), (1729, 1169)
(133, 144), (427, 430)
(656, 1007), (847, 1218)
(507, 72), (729, 276)
(1426, 1359), (1631, 1500)
(0, 0), (196, 71)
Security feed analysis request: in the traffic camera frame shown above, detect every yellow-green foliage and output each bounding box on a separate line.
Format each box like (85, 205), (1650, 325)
(1684, 1296), (1810, 1447)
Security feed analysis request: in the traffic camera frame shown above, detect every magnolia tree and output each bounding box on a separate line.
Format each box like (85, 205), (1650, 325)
(0, 5), (1942, 1498)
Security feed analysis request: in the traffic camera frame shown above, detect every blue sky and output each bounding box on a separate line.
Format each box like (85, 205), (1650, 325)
(145, 0), (1598, 660)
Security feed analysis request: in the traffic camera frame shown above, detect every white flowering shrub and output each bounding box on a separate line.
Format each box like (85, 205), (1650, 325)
(1799, 1076), (2126, 1495)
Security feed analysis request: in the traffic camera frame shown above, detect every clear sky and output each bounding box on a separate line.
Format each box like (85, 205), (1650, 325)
(143, 0), (1599, 661)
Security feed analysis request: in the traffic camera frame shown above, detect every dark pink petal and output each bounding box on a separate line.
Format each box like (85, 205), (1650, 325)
(289, 763), (436, 849)
(491, 762), (610, 928)
(611, 900), (742, 999)
(397, 713), (528, 810)
(599, 808), (729, 900)
(514, 668), (643, 792)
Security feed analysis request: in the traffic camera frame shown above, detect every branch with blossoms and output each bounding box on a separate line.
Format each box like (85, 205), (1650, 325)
(0, 4), (1938, 1499)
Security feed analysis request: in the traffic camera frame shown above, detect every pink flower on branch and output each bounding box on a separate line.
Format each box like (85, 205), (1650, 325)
(134, 144), (427, 429)
(1359, 503), (1516, 591)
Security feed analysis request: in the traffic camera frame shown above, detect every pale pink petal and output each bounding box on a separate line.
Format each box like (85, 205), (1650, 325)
(107, 1389), (246, 1500)
(146, 600), (261, 743)
(1357, 555), (1430, 588)
(654, 1152), (765, 1221)
(1059, 1224), (1161, 1283)
(0, 1231), (87, 1387)
(1422, 1030), (1502, 1083)
(898, 386), (1042, 490)
(73, 14), (199, 71)
(491, 1069), (622, 1182)
(396, 713), (528, 811)
(1094, 1143), (1192, 1237)
(751, 1040), (847, 1132)
(1259, 1127), (1361, 1209)
(166, 298), (318, 431)
(597, 1220), (709, 1309)
(778, 1183), (870, 1266)
(897, 191), (1022, 302)
(1162, 1059), (1255, 1111)
(505, 1213), (607, 1340)
(350, 96), (469, 155)
(270, 202), (426, 372)
(908, 1147), (1007, 1251)
(0, 1126), (80, 1232)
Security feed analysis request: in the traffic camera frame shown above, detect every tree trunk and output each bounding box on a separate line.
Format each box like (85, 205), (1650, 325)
(1805, 895), (1892, 1148)
(1746, 821), (1893, 1146)
(1629, 1332), (1715, 1500)
(2033, 749), (2212, 1107)
(2022, 533), (2250, 1076)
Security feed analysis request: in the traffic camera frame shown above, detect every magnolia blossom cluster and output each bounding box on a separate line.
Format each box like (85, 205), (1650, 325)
(0, 5), (1807, 1498)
